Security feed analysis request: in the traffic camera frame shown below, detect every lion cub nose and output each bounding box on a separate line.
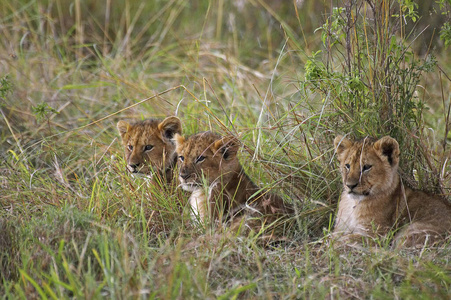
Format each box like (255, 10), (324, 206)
(180, 173), (191, 180)
(129, 163), (140, 170)
(346, 182), (358, 190)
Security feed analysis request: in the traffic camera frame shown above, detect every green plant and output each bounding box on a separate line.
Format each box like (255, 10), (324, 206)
(31, 103), (59, 123)
(438, 0), (451, 47)
(301, 0), (445, 192)
(0, 75), (12, 99)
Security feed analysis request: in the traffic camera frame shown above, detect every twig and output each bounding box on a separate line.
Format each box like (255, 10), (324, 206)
(0, 107), (23, 153)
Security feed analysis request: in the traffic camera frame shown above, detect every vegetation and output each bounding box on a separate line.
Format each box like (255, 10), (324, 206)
(1, 0), (450, 298)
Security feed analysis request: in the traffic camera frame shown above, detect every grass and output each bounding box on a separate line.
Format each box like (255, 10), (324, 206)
(1, 0), (451, 298)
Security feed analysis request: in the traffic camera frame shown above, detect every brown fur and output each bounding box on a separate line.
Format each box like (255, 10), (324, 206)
(116, 116), (181, 183)
(175, 131), (292, 232)
(333, 135), (451, 247)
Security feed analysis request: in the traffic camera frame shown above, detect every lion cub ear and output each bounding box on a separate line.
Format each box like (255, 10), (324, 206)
(158, 116), (182, 140)
(117, 120), (130, 138)
(174, 133), (185, 153)
(211, 136), (240, 160)
(334, 135), (353, 160)
(373, 136), (400, 166)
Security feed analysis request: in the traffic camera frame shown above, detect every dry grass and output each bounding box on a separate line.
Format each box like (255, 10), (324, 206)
(0, 0), (450, 298)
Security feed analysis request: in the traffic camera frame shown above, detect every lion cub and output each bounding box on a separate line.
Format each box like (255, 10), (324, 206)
(117, 116), (182, 183)
(333, 135), (451, 247)
(174, 131), (292, 230)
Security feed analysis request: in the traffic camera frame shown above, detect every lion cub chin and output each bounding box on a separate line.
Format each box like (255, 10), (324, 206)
(174, 131), (292, 232)
(333, 135), (451, 248)
(116, 116), (182, 184)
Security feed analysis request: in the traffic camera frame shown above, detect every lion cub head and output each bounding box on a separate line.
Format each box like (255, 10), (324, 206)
(334, 135), (400, 199)
(174, 131), (240, 191)
(117, 116), (182, 175)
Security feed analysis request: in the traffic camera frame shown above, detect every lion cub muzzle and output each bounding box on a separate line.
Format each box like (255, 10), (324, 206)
(179, 167), (201, 191)
(127, 162), (141, 173)
(346, 181), (358, 192)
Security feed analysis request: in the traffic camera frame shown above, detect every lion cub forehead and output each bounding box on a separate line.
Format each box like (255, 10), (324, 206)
(126, 120), (162, 141)
(345, 141), (379, 163)
(131, 119), (161, 131)
(178, 132), (221, 154)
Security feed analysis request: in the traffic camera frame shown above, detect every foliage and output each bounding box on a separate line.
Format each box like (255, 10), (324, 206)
(437, 0), (451, 47)
(301, 0), (446, 192)
(441, 21), (451, 47)
(31, 103), (59, 123)
(0, 76), (12, 99)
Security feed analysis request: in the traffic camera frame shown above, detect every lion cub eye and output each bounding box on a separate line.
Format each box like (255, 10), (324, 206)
(127, 145), (133, 151)
(195, 156), (206, 163)
(362, 164), (372, 172)
(144, 145), (154, 151)
(344, 164), (350, 170)
(179, 155), (185, 162)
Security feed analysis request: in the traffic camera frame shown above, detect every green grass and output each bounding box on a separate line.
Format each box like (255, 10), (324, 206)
(1, 0), (451, 298)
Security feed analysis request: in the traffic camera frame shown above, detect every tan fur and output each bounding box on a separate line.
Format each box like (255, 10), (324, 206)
(175, 131), (292, 231)
(333, 135), (451, 247)
(116, 116), (181, 183)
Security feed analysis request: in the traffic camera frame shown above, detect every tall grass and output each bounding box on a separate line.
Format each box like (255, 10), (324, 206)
(300, 0), (451, 193)
(1, 0), (450, 298)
